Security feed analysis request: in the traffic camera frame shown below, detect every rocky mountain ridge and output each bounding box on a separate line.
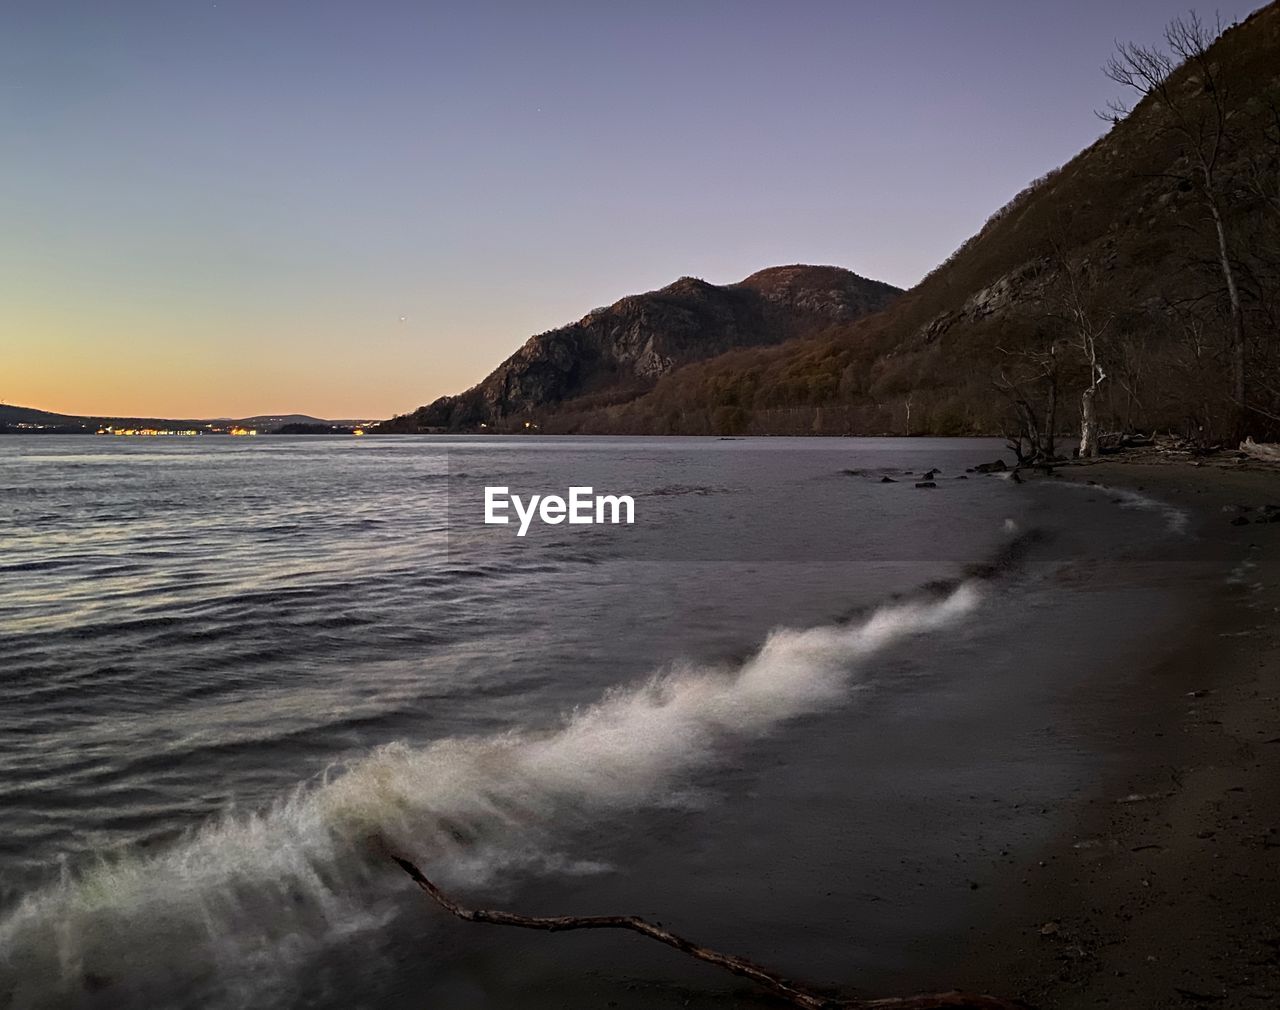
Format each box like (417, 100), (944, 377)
(379, 265), (900, 431)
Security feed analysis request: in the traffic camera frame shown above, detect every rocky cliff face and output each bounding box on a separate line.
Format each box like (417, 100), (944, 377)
(383, 265), (900, 431)
(737, 265), (902, 320)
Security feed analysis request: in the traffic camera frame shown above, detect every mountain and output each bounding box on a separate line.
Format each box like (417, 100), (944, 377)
(377, 265), (901, 432)
(385, 3), (1280, 441)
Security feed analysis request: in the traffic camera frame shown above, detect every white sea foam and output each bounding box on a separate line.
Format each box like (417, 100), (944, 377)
(1060, 481), (1190, 535)
(0, 583), (980, 1007)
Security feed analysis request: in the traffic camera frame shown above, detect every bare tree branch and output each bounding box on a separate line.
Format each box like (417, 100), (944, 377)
(390, 855), (1029, 1010)
(1100, 12), (1249, 434)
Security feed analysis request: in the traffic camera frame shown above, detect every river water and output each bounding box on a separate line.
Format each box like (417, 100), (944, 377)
(0, 436), (1202, 1008)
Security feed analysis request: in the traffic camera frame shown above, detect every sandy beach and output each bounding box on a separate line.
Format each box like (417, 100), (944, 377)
(939, 458), (1280, 1009)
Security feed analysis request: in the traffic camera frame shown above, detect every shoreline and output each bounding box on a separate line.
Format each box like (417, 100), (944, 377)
(4, 442), (1275, 1010)
(950, 458), (1280, 1008)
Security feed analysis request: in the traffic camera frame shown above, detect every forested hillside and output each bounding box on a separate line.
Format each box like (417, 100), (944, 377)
(384, 4), (1280, 446)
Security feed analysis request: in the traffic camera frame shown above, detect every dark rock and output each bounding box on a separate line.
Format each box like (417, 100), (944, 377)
(973, 459), (1008, 473)
(879, 476), (897, 483)
(1231, 516), (1251, 526)
(83, 974), (113, 993)
(915, 481), (937, 489)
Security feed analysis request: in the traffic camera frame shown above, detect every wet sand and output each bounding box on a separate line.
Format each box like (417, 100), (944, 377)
(949, 459), (1280, 1009)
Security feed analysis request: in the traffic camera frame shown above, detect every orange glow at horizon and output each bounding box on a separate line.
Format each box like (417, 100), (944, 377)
(2, 297), (522, 421)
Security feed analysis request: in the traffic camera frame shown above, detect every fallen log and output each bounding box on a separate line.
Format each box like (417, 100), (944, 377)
(391, 855), (1028, 1010)
(1240, 437), (1280, 463)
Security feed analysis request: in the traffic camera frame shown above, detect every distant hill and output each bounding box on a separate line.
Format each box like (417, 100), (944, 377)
(212, 414), (362, 428)
(0, 405), (361, 434)
(383, 3), (1280, 441)
(0, 405), (80, 427)
(377, 265), (901, 432)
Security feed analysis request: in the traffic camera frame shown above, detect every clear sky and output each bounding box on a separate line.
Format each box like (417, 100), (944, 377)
(1, 0), (1263, 419)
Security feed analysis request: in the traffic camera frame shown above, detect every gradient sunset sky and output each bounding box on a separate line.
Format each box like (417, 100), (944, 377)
(2, 0), (1261, 419)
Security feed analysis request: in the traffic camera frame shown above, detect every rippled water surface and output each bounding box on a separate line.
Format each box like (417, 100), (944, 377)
(0, 436), (1203, 1009)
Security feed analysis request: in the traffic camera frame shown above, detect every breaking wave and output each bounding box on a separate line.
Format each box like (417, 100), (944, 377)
(1060, 480), (1190, 535)
(0, 583), (981, 1008)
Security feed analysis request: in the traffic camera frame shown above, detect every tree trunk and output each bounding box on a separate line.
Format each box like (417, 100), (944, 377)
(1015, 399), (1042, 460)
(1079, 385), (1099, 458)
(1207, 195), (1248, 433)
(1044, 368), (1058, 460)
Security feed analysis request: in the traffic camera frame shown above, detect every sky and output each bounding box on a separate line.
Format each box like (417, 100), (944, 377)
(0, 0), (1264, 420)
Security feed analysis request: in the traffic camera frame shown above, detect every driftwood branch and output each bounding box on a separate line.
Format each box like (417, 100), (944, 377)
(392, 855), (1027, 1010)
(1240, 437), (1280, 462)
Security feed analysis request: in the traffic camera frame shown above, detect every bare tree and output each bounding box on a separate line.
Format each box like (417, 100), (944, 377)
(1164, 299), (1222, 441)
(994, 342), (1059, 463)
(1078, 338), (1107, 457)
(1241, 89), (1280, 430)
(1102, 12), (1248, 434)
(1057, 256), (1113, 457)
(1111, 328), (1149, 431)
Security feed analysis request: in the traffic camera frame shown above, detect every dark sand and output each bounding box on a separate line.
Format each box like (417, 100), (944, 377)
(949, 458), (1280, 1009)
